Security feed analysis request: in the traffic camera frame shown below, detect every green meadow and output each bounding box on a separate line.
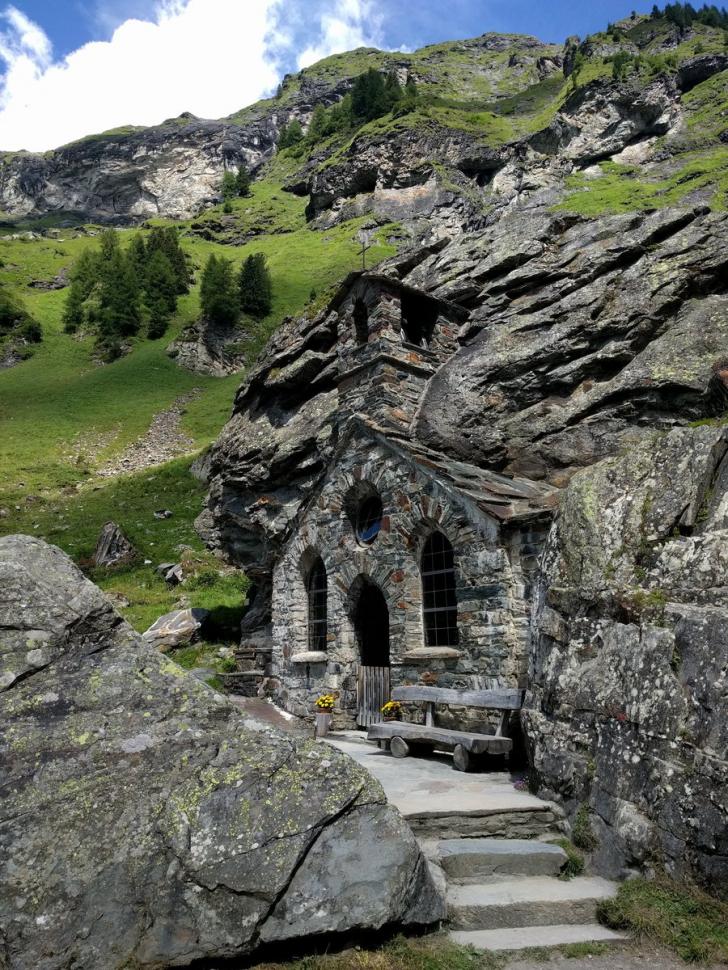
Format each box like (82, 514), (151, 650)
(0, 181), (396, 631)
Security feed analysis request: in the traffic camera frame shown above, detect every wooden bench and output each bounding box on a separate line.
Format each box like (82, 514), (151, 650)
(367, 685), (524, 772)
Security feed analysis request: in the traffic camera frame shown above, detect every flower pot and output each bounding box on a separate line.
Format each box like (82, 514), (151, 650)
(315, 712), (332, 738)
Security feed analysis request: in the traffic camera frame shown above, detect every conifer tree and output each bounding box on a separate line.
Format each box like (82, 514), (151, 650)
(307, 103), (328, 142)
(99, 249), (142, 342)
(221, 169), (238, 201)
(384, 70), (403, 108)
(277, 119), (304, 149)
(351, 68), (388, 121)
(239, 252), (273, 318)
(62, 280), (86, 333)
(236, 163), (251, 197)
(200, 254), (239, 326)
(145, 250), (177, 339)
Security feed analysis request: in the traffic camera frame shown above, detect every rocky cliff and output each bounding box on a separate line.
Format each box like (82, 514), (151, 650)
(524, 425), (728, 894)
(197, 15), (728, 892)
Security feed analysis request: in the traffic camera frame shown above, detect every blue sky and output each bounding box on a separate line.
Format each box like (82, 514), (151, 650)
(18, 0), (654, 58)
(0, 0), (655, 151)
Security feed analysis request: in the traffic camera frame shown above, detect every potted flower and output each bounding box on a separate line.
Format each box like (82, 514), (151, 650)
(381, 700), (402, 722)
(314, 694), (335, 737)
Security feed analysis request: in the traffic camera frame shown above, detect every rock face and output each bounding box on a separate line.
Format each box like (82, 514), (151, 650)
(142, 607), (210, 651)
(0, 535), (442, 969)
(167, 316), (249, 376)
(0, 67), (352, 221)
(411, 206), (728, 483)
(523, 426), (728, 895)
(92, 520), (136, 567)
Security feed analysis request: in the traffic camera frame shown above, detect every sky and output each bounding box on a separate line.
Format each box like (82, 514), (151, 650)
(0, 0), (655, 152)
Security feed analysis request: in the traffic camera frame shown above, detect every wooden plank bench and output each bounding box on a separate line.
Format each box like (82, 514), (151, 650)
(367, 685), (524, 772)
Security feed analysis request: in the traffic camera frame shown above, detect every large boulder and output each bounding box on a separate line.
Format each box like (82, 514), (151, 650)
(523, 426), (728, 895)
(0, 536), (442, 969)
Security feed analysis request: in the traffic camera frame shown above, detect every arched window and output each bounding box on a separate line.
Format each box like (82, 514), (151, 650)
(353, 298), (369, 344)
(421, 531), (458, 647)
(307, 557), (328, 651)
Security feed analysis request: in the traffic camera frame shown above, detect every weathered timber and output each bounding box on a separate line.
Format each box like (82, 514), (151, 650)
(391, 686), (524, 709)
(368, 722), (512, 756)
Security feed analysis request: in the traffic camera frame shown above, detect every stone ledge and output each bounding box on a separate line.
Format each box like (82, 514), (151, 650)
(402, 648), (461, 662)
(290, 651), (328, 664)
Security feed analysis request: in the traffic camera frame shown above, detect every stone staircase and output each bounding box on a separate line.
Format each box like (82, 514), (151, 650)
(428, 837), (627, 953)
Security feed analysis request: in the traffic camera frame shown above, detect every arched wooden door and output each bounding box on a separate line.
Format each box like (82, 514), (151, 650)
(351, 578), (390, 728)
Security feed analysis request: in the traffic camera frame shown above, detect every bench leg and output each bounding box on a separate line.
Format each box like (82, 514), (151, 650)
(377, 739), (391, 751)
(390, 736), (410, 759)
(453, 744), (471, 772)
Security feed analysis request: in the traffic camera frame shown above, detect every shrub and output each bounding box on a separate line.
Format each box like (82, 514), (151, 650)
(572, 803), (599, 851)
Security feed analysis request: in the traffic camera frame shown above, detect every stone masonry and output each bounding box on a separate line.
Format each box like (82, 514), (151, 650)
(268, 275), (555, 728)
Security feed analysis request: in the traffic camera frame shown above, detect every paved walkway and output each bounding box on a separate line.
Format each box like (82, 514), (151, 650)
(323, 732), (547, 819)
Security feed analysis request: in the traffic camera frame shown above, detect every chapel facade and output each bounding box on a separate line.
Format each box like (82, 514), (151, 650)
(268, 273), (556, 728)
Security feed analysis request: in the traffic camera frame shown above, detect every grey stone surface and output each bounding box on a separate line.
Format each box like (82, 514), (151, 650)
(450, 924), (627, 952)
(448, 876), (617, 929)
(438, 838), (567, 879)
(142, 606), (210, 651)
(0, 535), (443, 970)
(92, 520), (136, 567)
(524, 426), (728, 894)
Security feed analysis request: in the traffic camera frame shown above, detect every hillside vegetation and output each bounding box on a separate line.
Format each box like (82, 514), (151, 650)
(1, 5), (727, 636)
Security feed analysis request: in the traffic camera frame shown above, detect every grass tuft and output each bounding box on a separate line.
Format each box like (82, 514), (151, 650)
(598, 877), (728, 964)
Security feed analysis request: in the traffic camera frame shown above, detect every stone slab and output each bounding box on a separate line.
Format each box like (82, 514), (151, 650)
(448, 876), (618, 930)
(438, 838), (567, 879)
(323, 735), (554, 818)
(450, 924), (628, 952)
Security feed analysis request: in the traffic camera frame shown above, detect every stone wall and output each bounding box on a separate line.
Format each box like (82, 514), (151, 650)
(270, 427), (547, 728)
(523, 425), (728, 895)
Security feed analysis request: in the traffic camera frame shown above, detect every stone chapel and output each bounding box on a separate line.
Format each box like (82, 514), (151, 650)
(269, 273), (557, 728)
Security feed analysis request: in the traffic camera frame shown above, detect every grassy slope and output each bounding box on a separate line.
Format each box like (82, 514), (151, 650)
(2, 15), (727, 634)
(556, 21), (728, 215)
(0, 182), (396, 630)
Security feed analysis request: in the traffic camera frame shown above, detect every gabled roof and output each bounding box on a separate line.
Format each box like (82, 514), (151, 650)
(336, 416), (559, 526)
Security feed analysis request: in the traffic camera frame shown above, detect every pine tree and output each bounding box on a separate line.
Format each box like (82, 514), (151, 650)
(351, 69), (388, 122)
(146, 226), (189, 294)
(277, 119), (304, 149)
(384, 70), (403, 109)
(99, 249), (142, 342)
(236, 163), (251, 197)
(239, 252), (273, 318)
(127, 233), (147, 280)
(307, 103), (328, 142)
(62, 280), (86, 333)
(145, 250), (177, 339)
(221, 169), (238, 201)
(200, 254), (239, 326)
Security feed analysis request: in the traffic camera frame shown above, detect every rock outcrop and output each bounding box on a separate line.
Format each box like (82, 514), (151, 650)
(167, 316), (249, 376)
(411, 206), (728, 482)
(0, 535), (442, 969)
(0, 68), (353, 221)
(92, 520), (136, 567)
(524, 426), (728, 895)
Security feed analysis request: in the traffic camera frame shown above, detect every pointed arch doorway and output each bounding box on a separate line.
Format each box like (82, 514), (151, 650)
(349, 576), (391, 728)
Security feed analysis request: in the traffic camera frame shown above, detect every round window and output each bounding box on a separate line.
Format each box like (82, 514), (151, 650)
(356, 495), (383, 545)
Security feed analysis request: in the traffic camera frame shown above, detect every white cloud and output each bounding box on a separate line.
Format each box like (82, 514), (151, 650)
(0, 0), (386, 152)
(295, 0), (383, 69)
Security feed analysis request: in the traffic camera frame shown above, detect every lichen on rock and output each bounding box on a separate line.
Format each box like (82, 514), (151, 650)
(0, 535), (442, 969)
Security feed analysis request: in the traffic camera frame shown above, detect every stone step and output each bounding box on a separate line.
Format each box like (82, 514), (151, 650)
(448, 875), (618, 929)
(450, 923), (628, 952)
(406, 804), (564, 841)
(438, 838), (568, 881)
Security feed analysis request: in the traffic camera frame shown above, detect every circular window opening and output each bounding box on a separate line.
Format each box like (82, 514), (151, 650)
(356, 495), (383, 545)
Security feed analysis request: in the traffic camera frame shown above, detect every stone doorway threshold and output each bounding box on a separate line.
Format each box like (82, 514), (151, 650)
(322, 731), (564, 839)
